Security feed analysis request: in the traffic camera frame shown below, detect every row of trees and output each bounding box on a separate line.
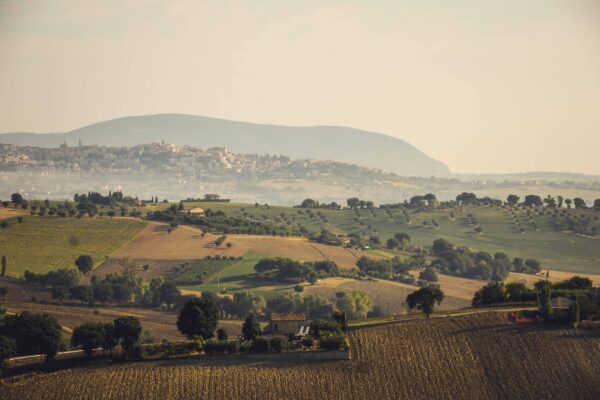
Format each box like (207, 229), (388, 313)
(253, 258), (340, 284)
(506, 194), (598, 209)
(430, 238), (541, 281)
(472, 276), (598, 323)
(296, 199), (342, 210)
(309, 228), (343, 246)
(24, 267), (181, 308)
(346, 198), (375, 209)
(190, 289), (376, 321)
(471, 282), (536, 306)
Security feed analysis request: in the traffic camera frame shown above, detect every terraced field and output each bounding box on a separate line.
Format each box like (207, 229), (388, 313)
(1, 313), (598, 399)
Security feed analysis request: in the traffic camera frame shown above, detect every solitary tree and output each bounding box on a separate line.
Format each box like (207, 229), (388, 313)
(406, 287), (445, 317)
(158, 281), (181, 309)
(523, 195), (543, 207)
(1, 255), (6, 276)
(392, 233), (410, 250)
(71, 322), (108, 357)
(242, 313), (261, 341)
(177, 297), (219, 339)
(386, 237), (400, 250)
(573, 198), (587, 209)
(565, 198), (572, 209)
(346, 197), (360, 209)
(10, 193), (23, 205)
(506, 194), (520, 206)
(75, 255), (94, 275)
(419, 267), (438, 282)
(113, 316), (142, 353)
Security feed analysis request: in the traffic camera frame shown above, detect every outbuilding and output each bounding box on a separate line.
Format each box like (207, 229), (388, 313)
(269, 313), (307, 336)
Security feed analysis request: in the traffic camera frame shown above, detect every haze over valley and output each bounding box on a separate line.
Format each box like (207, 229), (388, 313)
(2, 2), (600, 399)
(2, 114), (599, 205)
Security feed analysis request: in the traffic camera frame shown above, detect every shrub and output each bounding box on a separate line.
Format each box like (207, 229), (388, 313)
(126, 343), (145, 360)
(301, 336), (314, 348)
(250, 336), (270, 353)
(310, 320), (342, 338)
(225, 340), (239, 354)
(203, 339), (230, 356)
(269, 336), (288, 353)
(162, 340), (203, 356)
(239, 340), (252, 353)
(143, 342), (163, 357)
(319, 334), (347, 351)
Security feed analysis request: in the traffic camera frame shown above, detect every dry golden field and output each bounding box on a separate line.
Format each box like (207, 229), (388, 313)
(0, 208), (25, 221)
(507, 269), (600, 287)
(2, 313), (598, 399)
(306, 277), (470, 314)
(112, 223), (381, 268)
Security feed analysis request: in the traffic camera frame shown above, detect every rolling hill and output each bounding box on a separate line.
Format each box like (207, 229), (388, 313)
(0, 114), (449, 177)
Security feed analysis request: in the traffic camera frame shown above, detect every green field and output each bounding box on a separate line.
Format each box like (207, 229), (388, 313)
(186, 202), (600, 274)
(0, 216), (147, 276)
(179, 251), (301, 298)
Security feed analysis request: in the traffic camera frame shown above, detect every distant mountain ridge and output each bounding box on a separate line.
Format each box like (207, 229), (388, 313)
(0, 114), (449, 177)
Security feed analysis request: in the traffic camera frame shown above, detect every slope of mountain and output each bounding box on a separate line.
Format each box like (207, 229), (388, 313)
(0, 114), (449, 177)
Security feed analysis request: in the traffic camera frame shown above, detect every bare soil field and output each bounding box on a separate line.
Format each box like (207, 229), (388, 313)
(112, 223), (380, 268)
(306, 277), (470, 315)
(2, 312), (598, 399)
(3, 301), (242, 341)
(0, 277), (52, 303)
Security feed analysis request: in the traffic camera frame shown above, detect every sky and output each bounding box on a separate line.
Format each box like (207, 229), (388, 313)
(1, 0), (599, 175)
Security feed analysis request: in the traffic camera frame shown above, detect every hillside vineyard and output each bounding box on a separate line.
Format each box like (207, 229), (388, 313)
(1, 313), (599, 399)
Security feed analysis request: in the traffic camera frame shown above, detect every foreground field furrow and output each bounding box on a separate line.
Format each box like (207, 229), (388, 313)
(1, 313), (599, 399)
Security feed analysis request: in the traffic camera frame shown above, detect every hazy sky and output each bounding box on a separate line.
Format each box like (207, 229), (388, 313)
(1, 1), (599, 174)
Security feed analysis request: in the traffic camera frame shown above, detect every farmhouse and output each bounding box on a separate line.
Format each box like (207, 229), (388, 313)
(270, 313), (307, 336)
(551, 296), (574, 310)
